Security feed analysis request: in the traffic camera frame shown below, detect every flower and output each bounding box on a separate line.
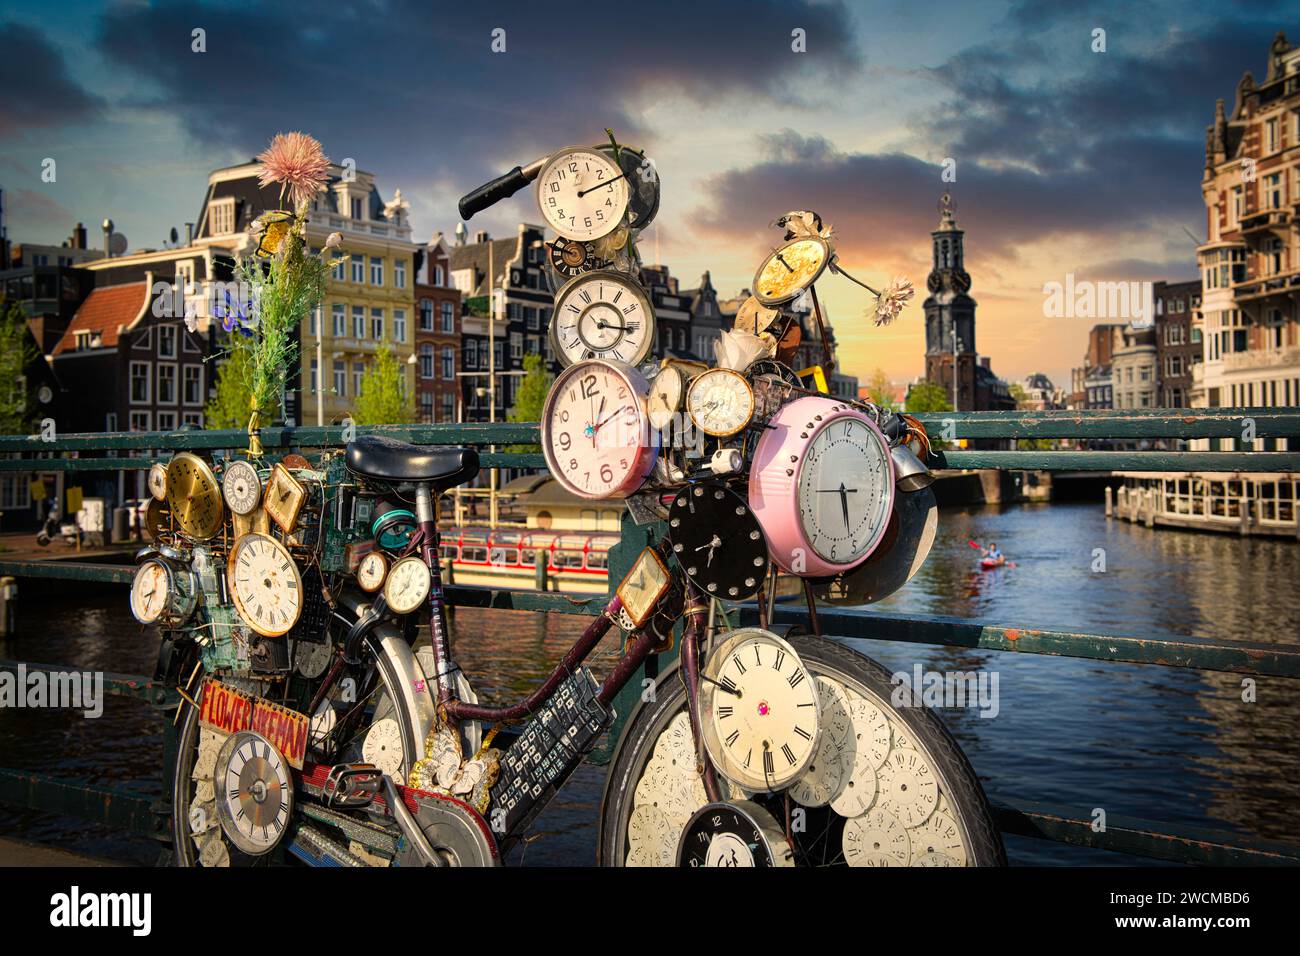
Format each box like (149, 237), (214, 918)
(871, 275), (915, 326)
(215, 290), (255, 338)
(256, 131), (330, 209)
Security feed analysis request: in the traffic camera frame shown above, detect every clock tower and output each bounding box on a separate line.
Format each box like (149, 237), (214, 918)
(924, 194), (977, 410)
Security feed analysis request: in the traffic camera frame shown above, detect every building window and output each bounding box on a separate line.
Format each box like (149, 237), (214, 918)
(394, 259), (406, 289)
(1266, 117), (1279, 153)
(434, 264), (445, 286)
(1265, 172), (1283, 210)
(353, 361), (365, 397)
(333, 362), (346, 398)
(510, 332), (522, 360)
(183, 365), (202, 405)
(351, 254), (364, 283)
(310, 358), (319, 395)
(393, 308), (406, 343)
(441, 393), (455, 422)
(351, 197), (364, 220)
(465, 339), (478, 369)
(441, 301), (454, 333)
(75, 330), (91, 350)
(182, 411), (203, 427)
(371, 307), (384, 340)
(157, 364), (177, 403)
(157, 410), (177, 431)
(130, 362), (151, 403)
(331, 255), (345, 281)
(525, 307), (538, 331)
(158, 325), (176, 358)
(420, 343), (434, 379)
(352, 306), (365, 339)
(333, 304), (346, 337)
(129, 411), (150, 432)
(441, 346), (455, 380)
(210, 198), (235, 236)
(420, 393), (434, 423)
(420, 298), (433, 331)
(370, 257), (384, 286)
(309, 306), (319, 338)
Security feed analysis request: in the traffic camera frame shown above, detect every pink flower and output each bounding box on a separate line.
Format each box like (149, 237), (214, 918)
(256, 131), (330, 210)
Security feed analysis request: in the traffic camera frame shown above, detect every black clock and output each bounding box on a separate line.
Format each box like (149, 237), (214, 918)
(676, 800), (794, 867)
(926, 272), (941, 293)
(954, 270), (972, 292)
(667, 482), (768, 601)
(548, 236), (600, 279)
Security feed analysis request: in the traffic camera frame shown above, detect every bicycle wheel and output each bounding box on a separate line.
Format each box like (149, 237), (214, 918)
(597, 632), (1005, 867)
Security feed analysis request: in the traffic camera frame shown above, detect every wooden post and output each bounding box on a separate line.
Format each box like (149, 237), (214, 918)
(535, 548), (548, 592)
(1104, 485), (1113, 518)
(0, 577), (15, 638)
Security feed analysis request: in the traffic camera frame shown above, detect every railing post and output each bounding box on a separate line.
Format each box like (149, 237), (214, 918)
(1104, 485), (1113, 518)
(534, 549), (548, 591)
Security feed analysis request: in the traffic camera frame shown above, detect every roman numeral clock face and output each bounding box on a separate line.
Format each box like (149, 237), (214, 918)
(699, 630), (820, 792)
(550, 272), (655, 368)
(226, 532), (303, 637)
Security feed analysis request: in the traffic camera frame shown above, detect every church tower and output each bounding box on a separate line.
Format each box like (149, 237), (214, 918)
(924, 194), (978, 410)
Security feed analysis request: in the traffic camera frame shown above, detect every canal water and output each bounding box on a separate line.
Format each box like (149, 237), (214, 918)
(1, 501), (1297, 866)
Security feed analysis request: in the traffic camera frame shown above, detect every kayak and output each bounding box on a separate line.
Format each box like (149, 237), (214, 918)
(979, 558), (1006, 569)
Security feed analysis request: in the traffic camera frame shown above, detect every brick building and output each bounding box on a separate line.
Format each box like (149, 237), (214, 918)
(413, 234), (462, 423)
(1154, 280), (1202, 408)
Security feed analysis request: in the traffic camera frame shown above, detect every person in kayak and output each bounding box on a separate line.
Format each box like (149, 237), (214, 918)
(983, 543), (1004, 566)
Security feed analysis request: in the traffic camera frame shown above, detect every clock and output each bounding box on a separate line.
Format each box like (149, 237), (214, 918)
(129, 556), (198, 627)
(148, 462), (169, 501)
(954, 270), (972, 292)
(227, 532), (304, 637)
(926, 272), (941, 294)
(646, 363), (686, 433)
(165, 452), (224, 541)
(362, 718), (405, 782)
(750, 396), (895, 577)
(753, 237), (830, 307)
(263, 463), (306, 533)
(696, 628), (820, 792)
(615, 546), (673, 629)
(548, 236), (600, 278)
(294, 638), (333, 680)
(732, 295), (781, 337)
(597, 142), (660, 231)
(667, 482), (768, 600)
(356, 551), (388, 593)
(221, 459), (261, 516)
(676, 800), (794, 867)
(536, 146), (630, 241)
(549, 271), (655, 367)
(541, 359), (658, 500)
(383, 555), (430, 614)
(214, 731), (294, 856)
(685, 368), (754, 438)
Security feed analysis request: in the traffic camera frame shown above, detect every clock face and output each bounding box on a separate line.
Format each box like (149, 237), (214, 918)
(383, 555), (430, 614)
(541, 359), (657, 500)
(548, 236), (600, 278)
(148, 462), (169, 501)
(646, 365), (685, 432)
(362, 718), (405, 782)
(165, 453), (224, 540)
(130, 560), (169, 624)
(615, 547), (672, 628)
(798, 414), (894, 566)
(686, 368), (754, 438)
(536, 147), (629, 241)
(698, 629), (820, 792)
(221, 460), (261, 516)
(550, 272), (654, 367)
(227, 532), (303, 637)
(356, 551), (388, 593)
(667, 483), (768, 600)
(263, 464), (306, 533)
(733, 295), (781, 337)
(753, 237), (829, 306)
(215, 731), (293, 856)
(676, 800), (794, 868)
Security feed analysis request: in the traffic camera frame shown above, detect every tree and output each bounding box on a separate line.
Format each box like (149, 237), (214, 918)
(352, 343), (415, 426)
(865, 368), (896, 409)
(904, 380), (953, 414)
(0, 300), (39, 434)
(205, 342), (255, 430)
(1009, 382), (1054, 450)
(506, 352), (552, 453)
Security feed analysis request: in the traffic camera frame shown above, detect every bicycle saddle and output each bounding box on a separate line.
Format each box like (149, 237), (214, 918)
(345, 435), (479, 490)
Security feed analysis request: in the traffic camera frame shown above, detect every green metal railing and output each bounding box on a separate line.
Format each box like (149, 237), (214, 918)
(1, 407), (1298, 866)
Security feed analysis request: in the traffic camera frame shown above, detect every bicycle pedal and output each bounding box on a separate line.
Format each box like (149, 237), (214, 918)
(323, 763), (385, 808)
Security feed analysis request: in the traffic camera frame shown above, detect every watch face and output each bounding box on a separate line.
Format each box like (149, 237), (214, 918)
(550, 272), (654, 367)
(130, 560), (169, 624)
(798, 414), (894, 566)
(646, 365), (685, 432)
(686, 368), (754, 438)
(383, 555), (430, 614)
(677, 800), (794, 868)
(263, 463), (306, 533)
(548, 236), (600, 278)
(667, 483), (768, 600)
(698, 629), (820, 792)
(222, 460), (261, 516)
(542, 360), (657, 500)
(148, 462), (169, 501)
(615, 547), (672, 628)
(537, 147), (629, 241)
(733, 295), (780, 337)
(753, 237), (829, 306)
(227, 532), (303, 637)
(215, 731), (293, 856)
(356, 551), (388, 593)
(165, 453), (224, 540)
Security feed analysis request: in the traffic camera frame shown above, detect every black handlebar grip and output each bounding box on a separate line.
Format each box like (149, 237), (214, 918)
(458, 166), (532, 220)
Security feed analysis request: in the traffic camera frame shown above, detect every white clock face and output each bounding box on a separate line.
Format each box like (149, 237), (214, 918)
(130, 561), (169, 624)
(362, 718), (405, 782)
(227, 533), (303, 637)
(537, 147), (629, 241)
(798, 417), (893, 565)
(356, 551), (387, 593)
(383, 555), (430, 614)
(222, 460), (261, 516)
(701, 631), (820, 792)
(215, 731), (293, 856)
(543, 361), (655, 499)
(148, 462), (169, 501)
(686, 369), (754, 438)
(646, 365), (685, 432)
(551, 273), (654, 367)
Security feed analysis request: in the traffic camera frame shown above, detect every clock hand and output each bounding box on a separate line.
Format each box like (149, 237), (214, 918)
(576, 171), (628, 197)
(776, 253), (795, 273)
(699, 673), (742, 698)
(839, 482), (850, 533)
(594, 405), (632, 431)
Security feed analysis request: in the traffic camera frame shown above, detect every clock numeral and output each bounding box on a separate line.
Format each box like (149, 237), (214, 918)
(793, 725), (813, 740)
(717, 705), (733, 719)
(719, 676), (738, 695)
(774, 649), (785, 671)
(731, 655), (747, 676)
(763, 750), (775, 775)
(787, 670), (806, 689)
(781, 743), (797, 766)
(724, 729), (739, 747)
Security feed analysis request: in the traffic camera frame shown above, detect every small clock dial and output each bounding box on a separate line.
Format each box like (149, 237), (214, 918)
(698, 629), (820, 792)
(753, 237), (830, 306)
(550, 272), (655, 367)
(356, 551), (388, 593)
(536, 146), (629, 241)
(542, 359), (657, 500)
(227, 532), (303, 637)
(215, 731), (293, 856)
(667, 483), (768, 600)
(148, 462), (169, 501)
(548, 236), (600, 278)
(843, 807), (910, 867)
(165, 452), (224, 540)
(263, 464), (306, 533)
(294, 638), (333, 680)
(362, 718), (405, 782)
(646, 364), (685, 432)
(676, 800), (794, 867)
(733, 295), (781, 337)
(383, 555), (430, 614)
(685, 368), (754, 438)
(799, 415), (894, 566)
(130, 560), (170, 624)
(221, 459), (261, 516)
(876, 747), (939, 828)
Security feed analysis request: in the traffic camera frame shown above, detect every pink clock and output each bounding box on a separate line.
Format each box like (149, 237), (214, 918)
(542, 359), (659, 500)
(750, 396), (895, 576)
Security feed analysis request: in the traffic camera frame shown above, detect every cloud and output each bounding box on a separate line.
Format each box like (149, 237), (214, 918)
(3, 187), (76, 227)
(0, 21), (104, 135)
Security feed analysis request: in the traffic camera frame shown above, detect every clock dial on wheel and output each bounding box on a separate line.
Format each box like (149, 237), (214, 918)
(363, 718), (405, 781)
(214, 731), (293, 856)
(550, 272), (655, 367)
(697, 628), (820, 792)
(536, 146), (629, 241)
(221, 459), (261, 516)
(667, 482), (768, 600)
(753, 237), (830, 307)
(227, 532), (303, 637)
(676, 800), (794, 867)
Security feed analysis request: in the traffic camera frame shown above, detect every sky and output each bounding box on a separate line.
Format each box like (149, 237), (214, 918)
(1, 0), (1294, 389)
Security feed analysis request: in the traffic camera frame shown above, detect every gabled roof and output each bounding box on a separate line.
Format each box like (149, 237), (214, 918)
(52, 282), (148, 355)
(448, 236), (521, 297)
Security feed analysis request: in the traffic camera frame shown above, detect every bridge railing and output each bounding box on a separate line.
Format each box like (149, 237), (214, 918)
(1, 407), (1298, 865)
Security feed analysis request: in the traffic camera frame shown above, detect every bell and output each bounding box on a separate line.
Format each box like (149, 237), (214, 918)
(891, 443), (935, 492)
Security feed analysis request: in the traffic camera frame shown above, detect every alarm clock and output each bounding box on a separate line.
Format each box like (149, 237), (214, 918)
(541, 359), (658, 500)
(749, 396), (894, 577)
